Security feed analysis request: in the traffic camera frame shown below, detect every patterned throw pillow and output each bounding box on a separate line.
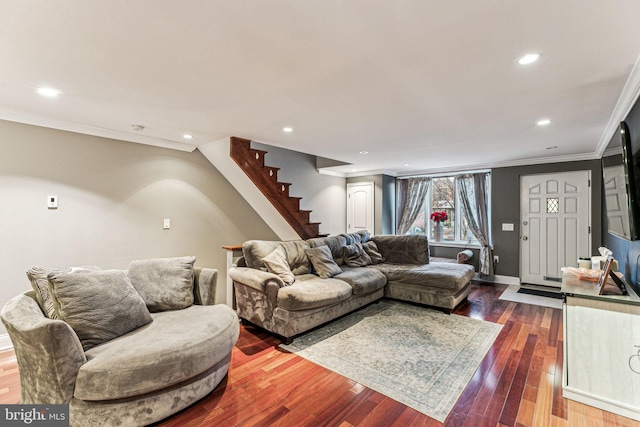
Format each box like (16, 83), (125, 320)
(342, 242), (372, 268)
(27, 265), (101, 319)
(262, 247), (295, 285)
(305, 246), (342, 279)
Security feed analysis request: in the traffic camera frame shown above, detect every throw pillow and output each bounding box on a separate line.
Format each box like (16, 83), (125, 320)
(305, 246), (342, 279)
(342, 242), (372, 268)
(362, 241), (385, 264)
(27, 265), (101, 319)
(262, 247), (295, 285)
(47, 270), (153, 351)
(128, 256), (196, 312)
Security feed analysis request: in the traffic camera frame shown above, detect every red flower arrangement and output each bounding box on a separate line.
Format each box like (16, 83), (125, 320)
(430, 211), (448, 222)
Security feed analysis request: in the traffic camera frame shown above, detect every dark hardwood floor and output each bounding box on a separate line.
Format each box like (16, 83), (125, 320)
(1, 281), (638, 426)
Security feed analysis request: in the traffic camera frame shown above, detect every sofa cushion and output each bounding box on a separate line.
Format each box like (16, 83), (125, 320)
(372, 235), (430, 264)
(47, 270), (153, 351)
(372, 262), (474, 292)
(243, 240), (311, 276)
(277, 275), (352, 310)
(334, 267), (387, 295)
(341, 230), (370, 245)
(262, 247), (295, 285)
(128, 256), (196, 312)
(305, 245), (342, 279)
(342, 242), (372, 268)
(26, 265), (101, 319)
(75, 304), (239, 400)
(362, 241), (385, 264)
(307, 235), (348, 265)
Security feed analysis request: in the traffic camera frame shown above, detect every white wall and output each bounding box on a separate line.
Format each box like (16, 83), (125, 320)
(252, 141), (347, 235)
(0, 120), (279, 334)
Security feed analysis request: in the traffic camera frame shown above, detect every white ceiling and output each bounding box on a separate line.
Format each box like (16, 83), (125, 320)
(2, 1), (640, 177)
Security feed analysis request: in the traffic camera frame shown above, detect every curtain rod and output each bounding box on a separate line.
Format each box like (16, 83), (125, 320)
(397, 169), (491, 180)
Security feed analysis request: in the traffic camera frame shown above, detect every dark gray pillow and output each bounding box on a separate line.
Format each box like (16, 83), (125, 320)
(362, 241), (385, 264)
(128, 256), (196, 312)
(47, 270), (152, 351)
(343, 242), (372, 268)
(305, 246), (342, 279)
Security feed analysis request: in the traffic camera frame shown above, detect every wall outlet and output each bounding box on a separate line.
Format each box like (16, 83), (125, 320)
(163, 218), (171, 229)
(493, 255), (499, 263)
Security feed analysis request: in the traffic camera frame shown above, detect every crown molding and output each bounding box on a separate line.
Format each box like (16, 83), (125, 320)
(0, 109), (197, 152)
(596, 52), (640, 156)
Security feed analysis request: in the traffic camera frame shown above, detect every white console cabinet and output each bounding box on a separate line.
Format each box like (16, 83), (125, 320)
(562, 277), (640, 421)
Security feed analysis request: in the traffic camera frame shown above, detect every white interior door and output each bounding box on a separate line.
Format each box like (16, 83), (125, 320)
(347, 182), (374, 234)
(520, 171), (591, 287)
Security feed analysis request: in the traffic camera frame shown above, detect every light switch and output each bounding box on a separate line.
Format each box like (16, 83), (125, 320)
(502, 223), (514, 231)
(47, 195), (58, 209)
(163, 218), (171, 229)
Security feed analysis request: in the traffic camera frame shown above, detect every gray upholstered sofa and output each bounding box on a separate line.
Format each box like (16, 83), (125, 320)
(229, 232), (475, 342)
(1, 257), (239, 427)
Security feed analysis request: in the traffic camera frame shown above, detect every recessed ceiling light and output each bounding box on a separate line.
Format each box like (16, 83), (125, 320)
(517, 53), (541, 65)
(183, 134), (193, 140)
(403, 163), (410, 166)
(359, 151), (369, 155)
(283, 127), (293, 133)
(537, 119), (552, 126)
(351, 169), (357, 172)
(36, 87), (61, 97)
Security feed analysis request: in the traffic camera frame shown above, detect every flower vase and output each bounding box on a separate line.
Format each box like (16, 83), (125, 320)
(433, 221), (443, 242)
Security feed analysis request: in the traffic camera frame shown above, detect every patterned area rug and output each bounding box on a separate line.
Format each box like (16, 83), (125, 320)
(280, 300), (502, 422)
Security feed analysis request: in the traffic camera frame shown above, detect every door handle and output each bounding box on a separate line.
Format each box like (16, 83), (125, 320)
(522, 236), (528, 241)
(523, 221), (528, 226)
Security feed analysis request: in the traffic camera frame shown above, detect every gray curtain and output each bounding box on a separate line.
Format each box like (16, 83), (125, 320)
(396, 177), (431, 235)
(456, 173), (493, 276)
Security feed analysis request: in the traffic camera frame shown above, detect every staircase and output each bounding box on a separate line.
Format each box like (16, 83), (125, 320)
(230, 137), (327, 239)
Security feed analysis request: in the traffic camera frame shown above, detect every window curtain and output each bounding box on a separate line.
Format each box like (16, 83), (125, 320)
(396, 177), (431, 235)
(455, 173), (493, 277)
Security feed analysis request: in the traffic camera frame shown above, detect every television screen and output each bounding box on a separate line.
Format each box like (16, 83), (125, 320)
(602, 121), (640, 240)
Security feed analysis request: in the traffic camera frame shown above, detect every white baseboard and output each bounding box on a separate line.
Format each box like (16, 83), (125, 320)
(0, 334), (12, 351)
(474, 273), (520, 286)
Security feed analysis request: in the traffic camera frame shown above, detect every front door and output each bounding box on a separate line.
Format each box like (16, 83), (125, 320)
(520, 171), (591, 287)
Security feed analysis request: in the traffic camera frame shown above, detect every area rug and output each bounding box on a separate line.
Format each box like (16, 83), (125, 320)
(499, 285), (562, 309)
(280, 300), (502, 422)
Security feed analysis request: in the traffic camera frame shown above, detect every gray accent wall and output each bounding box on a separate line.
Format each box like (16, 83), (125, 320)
(0, 120), (279, 334)
(252, 141), (346, 235)
(346, 174), (396, 235)
(491, 160), (602, 277)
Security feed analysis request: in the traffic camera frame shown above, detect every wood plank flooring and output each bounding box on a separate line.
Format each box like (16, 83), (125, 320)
(1, 281), (638, 426)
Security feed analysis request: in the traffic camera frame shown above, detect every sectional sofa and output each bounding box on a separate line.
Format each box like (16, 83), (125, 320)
(229, 231), (475, 342)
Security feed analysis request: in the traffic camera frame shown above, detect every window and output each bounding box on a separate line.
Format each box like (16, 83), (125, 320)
(406, 173), (490, 245)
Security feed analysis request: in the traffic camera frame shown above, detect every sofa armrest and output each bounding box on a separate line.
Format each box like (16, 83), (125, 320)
(0, 292), (86, 404)
(228, 267), (285, 291)
(193, 267), (218, 305)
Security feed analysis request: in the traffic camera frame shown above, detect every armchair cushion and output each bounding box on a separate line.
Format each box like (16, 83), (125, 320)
(26, 265), (100, 319)
(47, 270), (153, 351)
(362, 241), (385, 264)
(128, 256), (196, 312)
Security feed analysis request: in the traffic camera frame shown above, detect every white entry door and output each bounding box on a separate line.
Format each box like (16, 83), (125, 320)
(347, 182), (374, 234)
(520, 171), (591, 287)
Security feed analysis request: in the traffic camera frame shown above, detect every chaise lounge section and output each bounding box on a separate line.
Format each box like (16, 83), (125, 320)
(229, 232), (474, 342)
